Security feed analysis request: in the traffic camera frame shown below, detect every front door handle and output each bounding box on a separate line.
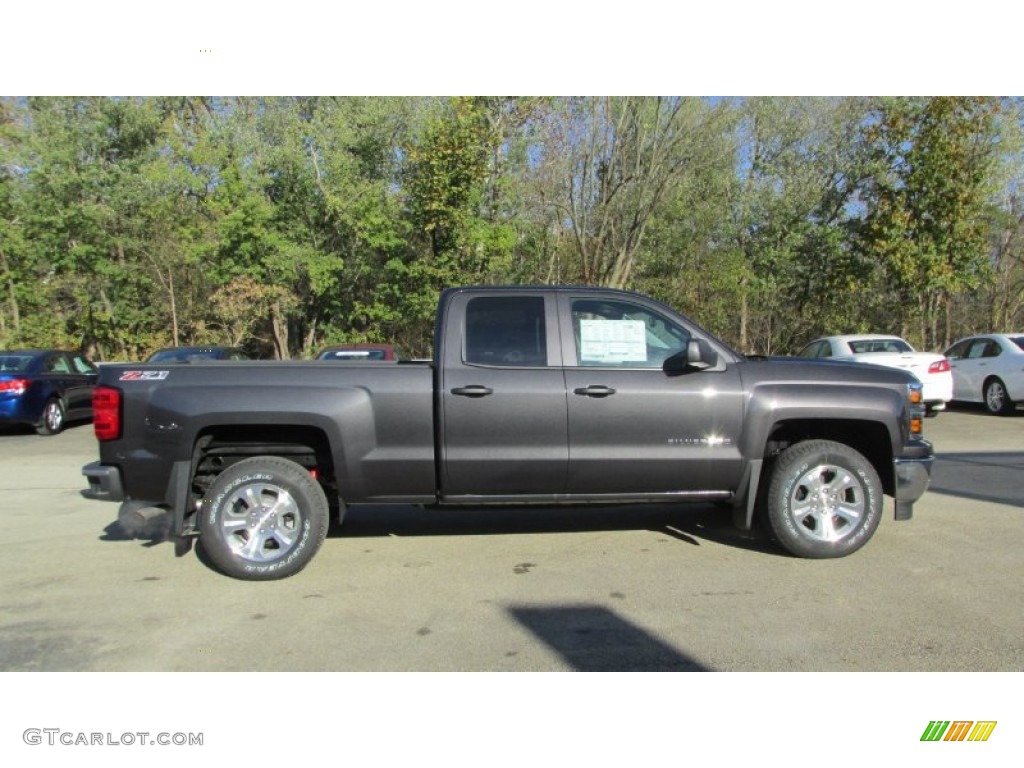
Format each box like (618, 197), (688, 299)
(573, 385), (617, 398)
(451, 385), (494, 398)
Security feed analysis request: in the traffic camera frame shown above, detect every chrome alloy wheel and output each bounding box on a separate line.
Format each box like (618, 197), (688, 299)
(218, 482), (303, 563)
(44, 400), (63, 432)
(787, 464), (866, 543)
(985, 379), (1008, 414)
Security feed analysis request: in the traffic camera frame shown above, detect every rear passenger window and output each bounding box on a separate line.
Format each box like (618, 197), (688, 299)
(797, 342), (821, 358)
(464, 296), (547, 366)
(72, 355), (97, 374)
(982, 342), (1002, 358)
(945, 340), (969, 360)
(46, 355), (72, 373)
(968, 341), (988, 359)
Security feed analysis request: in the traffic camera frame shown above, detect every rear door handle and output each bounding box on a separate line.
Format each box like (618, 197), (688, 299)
(573, 385), (617, 398)
(451, 385), (494, 398)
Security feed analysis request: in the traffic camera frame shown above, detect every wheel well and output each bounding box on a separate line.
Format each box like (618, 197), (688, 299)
(184, 425), (336, 533)
(763, 419), (895, 496)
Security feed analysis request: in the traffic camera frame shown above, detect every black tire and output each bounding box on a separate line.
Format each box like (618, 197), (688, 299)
(983, 377), (1013, 415)
(198, 456), (329, 580)
(35, 398), (65, 436)
(766, 440), (882, 559)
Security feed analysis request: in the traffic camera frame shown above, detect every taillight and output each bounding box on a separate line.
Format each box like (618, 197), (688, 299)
(93, 386), (122, 441)
(0, 378), (29, 395)
(928, 359), (951, 374)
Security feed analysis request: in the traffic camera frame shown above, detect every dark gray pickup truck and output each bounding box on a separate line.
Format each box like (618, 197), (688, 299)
(82, 286), (934, 580)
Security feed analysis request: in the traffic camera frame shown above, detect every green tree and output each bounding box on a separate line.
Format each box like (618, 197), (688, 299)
(725, 97), (876, 353)
(537, 97), (733, 289)
(14, 98), (166, 357)
(860, 96), (1001, 349)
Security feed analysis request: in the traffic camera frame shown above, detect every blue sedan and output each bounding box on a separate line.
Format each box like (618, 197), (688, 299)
(0, 349), (98, 435)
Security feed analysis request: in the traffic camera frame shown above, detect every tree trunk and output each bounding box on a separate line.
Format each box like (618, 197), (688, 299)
(0, 249), (19, 333)
(302, 316), (318, 359)
(271, 303), (289, 360)
(99, 287), (127, 359)
(739, 275), (749, 353)
(169, 268), (179, 346)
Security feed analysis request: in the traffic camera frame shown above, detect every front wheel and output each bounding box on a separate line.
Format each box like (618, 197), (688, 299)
(984, 377), (1013, 415)
(766, 440), (882, 559)
(35, 398), (65, 435)
(198, 456), (329, 580)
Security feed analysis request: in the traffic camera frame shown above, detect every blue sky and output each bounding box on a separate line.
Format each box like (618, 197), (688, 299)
(4, 3), (1021, 95)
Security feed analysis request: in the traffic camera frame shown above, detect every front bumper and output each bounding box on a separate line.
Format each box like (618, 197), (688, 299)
(892, 450), (933, 521)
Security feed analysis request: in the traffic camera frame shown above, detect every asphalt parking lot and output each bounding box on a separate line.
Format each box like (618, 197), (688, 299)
(0, 407), (1021, 672)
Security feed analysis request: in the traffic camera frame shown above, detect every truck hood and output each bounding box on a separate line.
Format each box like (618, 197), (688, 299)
(738, 356), (918, 388)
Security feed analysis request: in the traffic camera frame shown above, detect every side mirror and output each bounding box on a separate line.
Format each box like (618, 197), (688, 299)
(663, 340), (718, 376)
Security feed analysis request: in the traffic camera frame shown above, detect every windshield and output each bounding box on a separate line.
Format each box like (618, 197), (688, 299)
(148, 349), (225, 362)
(320, 349), (388, 360)
(848, 339), (912, 354)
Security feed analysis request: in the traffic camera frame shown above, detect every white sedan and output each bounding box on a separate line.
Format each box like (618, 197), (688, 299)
(797, 335), (953, 415)
(943, 333), (1024, 415)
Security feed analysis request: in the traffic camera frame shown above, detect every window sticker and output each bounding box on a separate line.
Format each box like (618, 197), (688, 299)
(579, 319), (647, 363)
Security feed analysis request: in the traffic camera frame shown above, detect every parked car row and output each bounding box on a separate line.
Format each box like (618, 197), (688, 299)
(797, 332), (1023, 415)
(145, 344), (400, 363)
(1, 346), (252, 436)
(4, 328), (1018, 439)
(145, 346), (249, 363)
(1, 343), (402, 437)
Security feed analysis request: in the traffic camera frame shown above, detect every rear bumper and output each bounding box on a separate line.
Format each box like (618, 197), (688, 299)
(81, 461), (125, 502)
(83, 459), (192, 541)
(0, 397), (38, 426)
(921, 374), (953, 405)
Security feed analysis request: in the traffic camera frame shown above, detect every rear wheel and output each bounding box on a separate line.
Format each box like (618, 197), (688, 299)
(984, 377), (1013, 415)
(35, 398), (65, 436)
(766, 440), (882, 558)
(198, 456), (329, 580)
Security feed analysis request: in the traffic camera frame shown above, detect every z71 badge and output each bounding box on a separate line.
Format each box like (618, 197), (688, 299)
(119, 370), (170, 381)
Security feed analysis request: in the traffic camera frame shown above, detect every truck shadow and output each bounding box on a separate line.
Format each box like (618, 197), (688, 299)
(945, 402), (1024, 417)
(507, 603), (711, 671)
(332, 503), (780, 556)
(100, 517), (171, 547)
(95, 502), (781, 557)
(929, 451), (1024, 507)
